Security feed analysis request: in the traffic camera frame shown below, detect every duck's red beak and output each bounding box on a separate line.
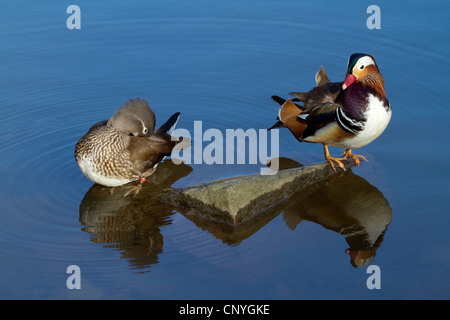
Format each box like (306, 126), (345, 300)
(342, 74), (356, 90)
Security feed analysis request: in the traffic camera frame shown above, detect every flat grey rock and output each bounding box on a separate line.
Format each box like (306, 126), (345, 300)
(158, 161), (355, 225)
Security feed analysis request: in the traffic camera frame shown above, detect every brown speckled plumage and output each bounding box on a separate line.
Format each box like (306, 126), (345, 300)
(75, 98), (183, 187)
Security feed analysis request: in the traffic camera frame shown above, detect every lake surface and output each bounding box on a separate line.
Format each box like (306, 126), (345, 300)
(0, 0), (449, 299)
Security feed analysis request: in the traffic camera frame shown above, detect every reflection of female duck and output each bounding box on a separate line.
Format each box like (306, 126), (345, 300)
(282, 169), (392, 268)
(79, 161), (192, 270)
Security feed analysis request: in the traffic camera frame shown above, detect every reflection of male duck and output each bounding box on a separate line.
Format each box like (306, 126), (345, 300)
(79, 161), (192, 270)
(168, 158), (390, 269)
(282, 168), (392, 268)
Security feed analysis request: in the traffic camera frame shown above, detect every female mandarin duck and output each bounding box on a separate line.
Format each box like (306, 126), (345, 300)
(75, 98), (185, 196)
(269, 53), (392, 170)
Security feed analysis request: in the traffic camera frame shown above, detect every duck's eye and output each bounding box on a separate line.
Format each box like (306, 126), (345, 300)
(360, 65), (365, 70)
(142, 127), (148, 134)
(129, 133), (135, 136)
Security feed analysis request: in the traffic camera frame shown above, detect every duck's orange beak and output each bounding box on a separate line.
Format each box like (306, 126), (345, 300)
(342, 74), (356, 90)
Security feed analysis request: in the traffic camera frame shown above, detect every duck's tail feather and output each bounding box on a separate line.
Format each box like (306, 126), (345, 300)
(289, 92), (307, 102)
(156, 112), (180, 135)
(270, 96), (307, 140)
(267, 120), (285, 131)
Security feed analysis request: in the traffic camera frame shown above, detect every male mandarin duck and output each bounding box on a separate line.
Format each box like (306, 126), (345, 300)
(75, 98), (186, 196)
(269, 53), (392, 170)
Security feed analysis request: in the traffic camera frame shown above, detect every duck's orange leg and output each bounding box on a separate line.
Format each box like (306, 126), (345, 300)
(123, 177), (147, 197)
(343, 149), (368, 166)
(323, 144), (345, 171)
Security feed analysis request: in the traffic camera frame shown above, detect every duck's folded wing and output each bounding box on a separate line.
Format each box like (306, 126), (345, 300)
(305, 102), (340, 123)
(128, 136), (177, 171)
(290, 82), (342, 108)
(300, 102), (341, 139)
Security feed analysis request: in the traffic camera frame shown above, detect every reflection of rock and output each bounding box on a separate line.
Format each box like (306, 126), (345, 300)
(157, 158), (391, 268)
(184, 201), (282, 246)
(79, 161), (192, 270)
(282, 169), (392, 268)
(173, 158), (305, 245)
(158, 161), (355, 225)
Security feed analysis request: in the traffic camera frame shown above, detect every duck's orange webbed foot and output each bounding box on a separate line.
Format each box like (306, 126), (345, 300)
(325, 155), (346, 171)
(343, 149), (368, 166)
(323, 144), (345, 171)
(123, 177), (146, 197)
